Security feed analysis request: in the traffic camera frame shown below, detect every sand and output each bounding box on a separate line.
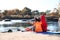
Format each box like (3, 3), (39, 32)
(0, 32), (60, 40)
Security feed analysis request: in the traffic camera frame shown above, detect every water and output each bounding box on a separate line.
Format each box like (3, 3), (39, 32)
(0, 20), (59, 32)
(47, 22), (58, 31)
(0, 20), (32, 32)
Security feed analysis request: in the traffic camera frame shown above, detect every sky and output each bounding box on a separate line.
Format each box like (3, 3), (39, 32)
(0, 0), (59, 12)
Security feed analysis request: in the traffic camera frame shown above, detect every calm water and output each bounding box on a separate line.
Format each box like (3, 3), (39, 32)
(47, 21), (58, 31)
(0, 20), (59, 32)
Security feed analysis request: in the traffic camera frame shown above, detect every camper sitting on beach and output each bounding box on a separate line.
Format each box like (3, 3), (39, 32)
(25, 17), (43, 32)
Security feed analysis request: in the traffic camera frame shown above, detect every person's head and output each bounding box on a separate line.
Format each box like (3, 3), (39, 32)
(35, 17), (40, 22)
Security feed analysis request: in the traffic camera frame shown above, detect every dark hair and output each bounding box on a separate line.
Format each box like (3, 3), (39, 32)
(35, 17), (40, 22)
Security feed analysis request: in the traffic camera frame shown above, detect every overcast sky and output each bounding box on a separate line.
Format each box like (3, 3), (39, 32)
(0, 0), (59, 12)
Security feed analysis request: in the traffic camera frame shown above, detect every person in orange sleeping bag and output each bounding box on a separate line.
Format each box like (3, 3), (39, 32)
(33, 17), (43, 32)
(40, 12), (47, 32)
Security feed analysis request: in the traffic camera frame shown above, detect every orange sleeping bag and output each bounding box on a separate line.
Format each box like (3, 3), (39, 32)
(33, 21), (43, 32)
